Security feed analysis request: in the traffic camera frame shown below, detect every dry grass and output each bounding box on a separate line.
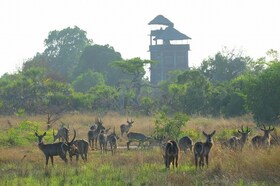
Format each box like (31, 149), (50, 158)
(0, 113), (280, 185)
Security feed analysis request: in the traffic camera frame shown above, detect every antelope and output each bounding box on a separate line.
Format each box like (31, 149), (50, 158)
(164, 140), (180, 169)
(53, 126), (69, 142)
(178, 136), (193, 154)
(88, 118), (105, 150)
(35, 129), (76, 166)
(69, 139), (89, 162)
(226, 126), (251, 151)
(107, 127), (118, 155)
(252, 125), (275, 148)
(194, 130), (216, 169)
(120, 119), (134, 137)
(98, 129), (107, 153)
(126, 132), (151, 150)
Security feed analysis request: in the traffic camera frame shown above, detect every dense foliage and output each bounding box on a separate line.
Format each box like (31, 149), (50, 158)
(0, 26), (280, 124)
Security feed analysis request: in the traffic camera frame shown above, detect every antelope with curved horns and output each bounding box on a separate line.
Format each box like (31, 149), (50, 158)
(120, 119), (134, 137)
(252, 125), (274, 148)
(226, 126), (251, 151)
(88, 118), (105, 150)
(35, 129), (76, 166)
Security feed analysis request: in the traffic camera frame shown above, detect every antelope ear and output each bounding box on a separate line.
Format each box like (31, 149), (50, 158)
(238, 130), (242, 134)
(203, 131), (207, 136)
(35, 132), (38, 137)
(43, 132), (47, 136)
(211, 130), (216, 136)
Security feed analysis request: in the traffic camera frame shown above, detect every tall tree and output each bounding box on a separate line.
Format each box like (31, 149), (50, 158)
(199, 49), (249, 83)
(43, 26), (92, 81)
(246, 62), (280, 124)
(73, 44), (126, 86)
(72, 70), (105, 93)
(113, 58), (153, 110)
(177, 70), (211, 115)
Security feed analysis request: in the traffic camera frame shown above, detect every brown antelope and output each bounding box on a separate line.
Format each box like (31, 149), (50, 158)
(120, 119), (134, 137)
(98, 129), (107, 153)
(107, 127), (118, 155)
(53, 127), (69, 142)
(225, 126), (251, 151)
(35, 129), (76, 166)
(194, 130), (216, 169)
(88, 118), (105, 150)
(126, 132), (151, 150)
(178, 136), (193, 154)
(164, 140), (180, 169)
(69, 139), (89, 162)
(252, 125), (275, 148)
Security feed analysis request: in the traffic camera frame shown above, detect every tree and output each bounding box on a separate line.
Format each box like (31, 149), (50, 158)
(88, 85), (119, 112)
(72, 70), (105, 92)
(207, 83), (229, 116)
(246, 62), (280, 124)
(112, 58), (154, 110)
(0, 68), (48, 114)
(73, 44), (126, 86)
(43, 26), (92, 81)
(199, 49), (249, 83)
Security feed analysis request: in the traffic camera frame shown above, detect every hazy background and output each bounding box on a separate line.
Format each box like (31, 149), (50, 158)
(1, 0), (279, 76)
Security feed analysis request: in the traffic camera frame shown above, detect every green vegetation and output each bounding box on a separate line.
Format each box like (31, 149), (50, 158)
(0, 26), (280, 125)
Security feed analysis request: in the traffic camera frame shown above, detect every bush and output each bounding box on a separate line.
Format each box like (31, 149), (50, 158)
(153, 112), (189, 141)
(0, 120), (44, 146)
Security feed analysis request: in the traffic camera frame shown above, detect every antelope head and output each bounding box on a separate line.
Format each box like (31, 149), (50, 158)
(203, 130), (216, 143)
(238, 126), (251, 142)
(127, 119), (134, 126)
(35, 132), (47, 144)
(261, 125), (275, 138)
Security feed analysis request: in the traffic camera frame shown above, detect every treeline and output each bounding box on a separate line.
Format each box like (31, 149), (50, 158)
(0, 26), (280, 125)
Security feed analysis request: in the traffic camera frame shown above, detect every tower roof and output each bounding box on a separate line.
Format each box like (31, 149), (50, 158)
(154, 26), (191, 41)
(148, 15), (174, 27)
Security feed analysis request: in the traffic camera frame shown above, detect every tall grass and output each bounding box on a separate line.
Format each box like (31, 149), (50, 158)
(0, 113), (279, 185)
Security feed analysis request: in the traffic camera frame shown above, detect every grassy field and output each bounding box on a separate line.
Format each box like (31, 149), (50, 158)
(0, 113), (279, 186)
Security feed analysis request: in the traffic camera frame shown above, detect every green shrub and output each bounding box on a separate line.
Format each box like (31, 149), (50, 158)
(0, 120), (45, 146)
(153, 112), (189, 141)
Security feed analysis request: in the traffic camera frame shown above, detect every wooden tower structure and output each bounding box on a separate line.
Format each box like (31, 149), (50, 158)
(148, 15), (191, 85)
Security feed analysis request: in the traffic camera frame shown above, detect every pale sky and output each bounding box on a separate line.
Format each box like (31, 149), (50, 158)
(1, 0), (280, 76)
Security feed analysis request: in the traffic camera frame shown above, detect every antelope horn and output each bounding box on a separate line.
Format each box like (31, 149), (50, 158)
(70, 129), (76, 144)
(66, 129), (76, 144)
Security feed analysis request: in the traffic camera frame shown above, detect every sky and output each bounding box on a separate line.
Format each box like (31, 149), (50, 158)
(0, 0), (280, 76)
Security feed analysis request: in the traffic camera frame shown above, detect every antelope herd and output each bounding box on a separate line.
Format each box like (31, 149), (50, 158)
(35, 119), (278, 169)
